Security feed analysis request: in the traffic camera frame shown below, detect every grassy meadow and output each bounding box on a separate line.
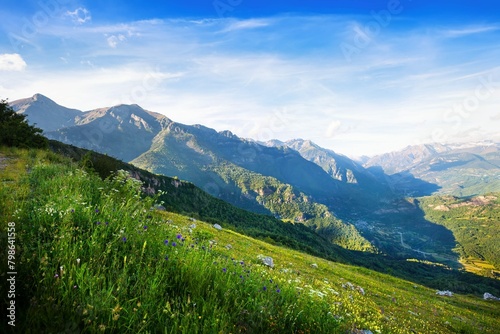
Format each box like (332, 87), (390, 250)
(1, 147), (499, 333)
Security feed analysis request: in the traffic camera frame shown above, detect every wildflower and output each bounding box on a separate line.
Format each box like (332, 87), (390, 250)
(164, 239), (169, 245)
(263, 286), (267, 291)
(76, 258), (81, 265)
(172, 242), (177, 247)
(122, 237), (127, 242)
(54, 274), (59, 278)
(105, 222), (109, 225)
(143, 225), (148, 230)
(222, 268), (227, 273)
(276, 289), (281, 293)
(176, 234), (182, 239)
(73, 285), (78, 289)
(181, 238), (185, 242)
(95, 221), (101, 225)
(164, 256), (169, 261)
(95, 209), (99, 213)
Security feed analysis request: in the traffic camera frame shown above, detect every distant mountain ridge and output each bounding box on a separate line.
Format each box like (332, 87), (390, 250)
(364, 142), (500, 196)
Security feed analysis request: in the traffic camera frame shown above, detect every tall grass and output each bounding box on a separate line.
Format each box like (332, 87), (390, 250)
(1, 148), (499, 333)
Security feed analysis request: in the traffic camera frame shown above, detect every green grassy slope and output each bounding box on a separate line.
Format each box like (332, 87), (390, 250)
(1, 147), (500, 333)
(45, 141), (500, 294)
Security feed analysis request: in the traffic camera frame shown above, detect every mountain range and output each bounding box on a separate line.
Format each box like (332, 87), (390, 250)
(10, 94), (500, 261)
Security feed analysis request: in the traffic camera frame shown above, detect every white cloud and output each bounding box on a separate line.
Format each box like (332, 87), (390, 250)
(107, 34), (127, 48)
(65, 7), (92, 25)
(0, 54), (27, 71)
(325, 120), (342, 138)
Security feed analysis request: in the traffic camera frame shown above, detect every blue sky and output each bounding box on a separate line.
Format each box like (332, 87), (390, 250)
(1, 0), (500, 156)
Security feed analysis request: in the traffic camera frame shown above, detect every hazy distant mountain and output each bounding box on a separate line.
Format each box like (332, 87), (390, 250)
(364, 143), (500, 196)
(10, 93), (82, 132)
(263, 139), (391, 196)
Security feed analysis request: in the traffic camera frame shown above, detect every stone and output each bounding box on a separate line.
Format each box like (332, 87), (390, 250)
(153, 204), (166, 211)
(257, 254), (274, 268)
(436, 290), (453, 297)
(213, 224), (222, 230)
(483, 292), (500, 301)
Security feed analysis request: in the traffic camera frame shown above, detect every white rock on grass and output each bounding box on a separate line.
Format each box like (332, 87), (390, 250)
(257, 254), (274, 268)
(213, 224), (222, 230)
(483, 292), (500, 301)
(436, 290), (453, 296)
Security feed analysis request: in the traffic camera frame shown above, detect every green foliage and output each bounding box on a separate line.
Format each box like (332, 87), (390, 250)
(0, 100), (48, 149)
(419, 194), (500, 274)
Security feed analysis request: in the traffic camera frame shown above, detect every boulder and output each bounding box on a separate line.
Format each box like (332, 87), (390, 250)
(257, 254), (274, 268)
(436, 290), (453, 297)
(483, 292), (500, 301)
(213, 224), (222, 231)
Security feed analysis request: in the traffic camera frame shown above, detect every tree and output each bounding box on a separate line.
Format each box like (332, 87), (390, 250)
(0, 99), (48, 148)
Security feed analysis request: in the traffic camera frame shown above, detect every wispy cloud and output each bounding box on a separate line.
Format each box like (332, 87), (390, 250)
(65, 7), (92, 25)
(440, 25), (500, 38)
(220, 18), (273, 32)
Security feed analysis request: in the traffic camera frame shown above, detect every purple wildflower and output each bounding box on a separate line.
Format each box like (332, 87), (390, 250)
(172, 242), (177, 247)
(276, 289), (281, 293)
(143, 225), (148, 230)
(122, 237), (127, 242)
(222, 268), (227, 273)
(176, 234), (182, 239)
(164, 239), (169, 245)
(263, 286), (267, 291)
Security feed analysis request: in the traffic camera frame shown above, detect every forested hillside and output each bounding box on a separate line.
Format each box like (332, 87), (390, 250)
(419, 194), (500, 278)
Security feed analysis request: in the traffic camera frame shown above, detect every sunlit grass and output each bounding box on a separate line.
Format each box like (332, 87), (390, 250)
(1, 147), (499, 333)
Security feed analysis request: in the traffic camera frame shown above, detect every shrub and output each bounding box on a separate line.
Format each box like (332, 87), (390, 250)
(0, 99), (48, 148)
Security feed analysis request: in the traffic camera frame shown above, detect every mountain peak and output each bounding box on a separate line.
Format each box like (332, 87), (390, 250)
(9, 94), (82, 132)
(32, 93), (52, 102)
